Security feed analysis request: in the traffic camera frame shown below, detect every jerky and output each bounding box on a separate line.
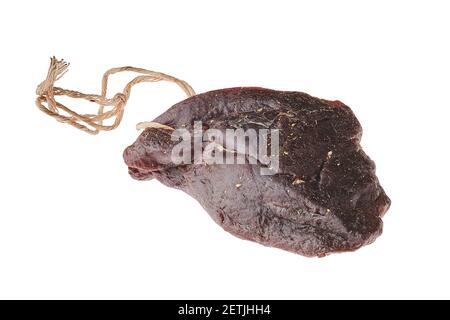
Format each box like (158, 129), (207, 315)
(123, 87), (391, 257)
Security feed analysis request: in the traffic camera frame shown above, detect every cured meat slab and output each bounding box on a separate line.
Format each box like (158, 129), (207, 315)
(124, 87), (391, 257)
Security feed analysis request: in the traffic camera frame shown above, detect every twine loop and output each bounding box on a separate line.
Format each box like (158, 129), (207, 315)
(35, 57), (195, 135)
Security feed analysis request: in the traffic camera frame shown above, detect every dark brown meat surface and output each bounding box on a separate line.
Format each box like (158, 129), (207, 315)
(123, 87), (390, 257)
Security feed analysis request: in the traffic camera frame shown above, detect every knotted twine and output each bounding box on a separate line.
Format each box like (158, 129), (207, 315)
(35, 57), (195, 134)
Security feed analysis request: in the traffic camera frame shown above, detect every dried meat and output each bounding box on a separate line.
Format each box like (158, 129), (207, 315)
(123, 87), (391, 257)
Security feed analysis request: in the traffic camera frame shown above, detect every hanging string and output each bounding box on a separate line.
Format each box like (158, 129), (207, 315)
(35, 57), (195, 135)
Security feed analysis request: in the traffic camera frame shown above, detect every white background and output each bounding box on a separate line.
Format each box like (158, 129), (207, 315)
(0, 0), (449, 300)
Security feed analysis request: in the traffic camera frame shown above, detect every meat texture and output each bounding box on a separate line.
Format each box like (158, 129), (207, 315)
(123, 87), (390, 257)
